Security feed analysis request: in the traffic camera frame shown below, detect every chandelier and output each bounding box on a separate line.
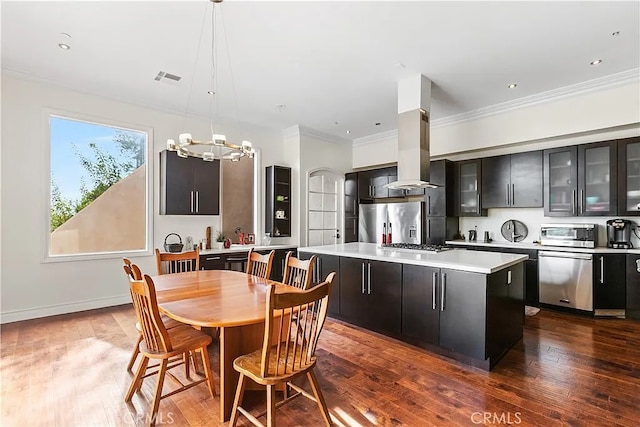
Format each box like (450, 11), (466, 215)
(166, 0), (255, 162)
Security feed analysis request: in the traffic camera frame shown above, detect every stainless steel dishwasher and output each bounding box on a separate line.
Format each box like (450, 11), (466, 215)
(539, 251), (593, 311)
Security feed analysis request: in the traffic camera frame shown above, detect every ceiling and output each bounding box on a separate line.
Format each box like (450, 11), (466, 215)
(2, 1), (639, 140)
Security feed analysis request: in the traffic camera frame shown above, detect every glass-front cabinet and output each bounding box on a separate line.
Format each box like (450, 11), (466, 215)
(544, 147), (578, 216)
(456, 160), (486, 217)
(619, 137), (640, 216)
(577, 141), (617, 216)
(544, 142), (617, 217)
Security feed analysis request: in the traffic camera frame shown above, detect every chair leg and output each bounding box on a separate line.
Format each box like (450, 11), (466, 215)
(267, 384), (276, 427)
(183, 353), (191, 378)
(229, 373), (247, 427)
(199, 345), (216, 397)
(149, 359), (168, 427)
(307, 369), (332, 426)
(125, 356), (148, 402)
(127, 334), (143, 372)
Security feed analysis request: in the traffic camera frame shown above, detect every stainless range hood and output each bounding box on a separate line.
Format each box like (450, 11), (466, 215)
(386, 75), (437, 190)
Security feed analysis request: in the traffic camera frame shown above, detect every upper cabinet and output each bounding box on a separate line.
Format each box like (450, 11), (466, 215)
(618, 137), (640, 216)
(455, 160), (487, 217)
(481, 151), (543, 208)
(265, 165), (291, 237)
(543, 142), (617, 217)
(358, 167), (403, 199)
(344, 172), (359, 243)
(160, 150), (220, 215)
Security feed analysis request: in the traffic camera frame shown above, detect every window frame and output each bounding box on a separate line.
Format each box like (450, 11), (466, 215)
(43, 108), (154, 262)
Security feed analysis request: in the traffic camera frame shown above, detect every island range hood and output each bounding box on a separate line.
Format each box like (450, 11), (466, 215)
(386, 74), (438, 190)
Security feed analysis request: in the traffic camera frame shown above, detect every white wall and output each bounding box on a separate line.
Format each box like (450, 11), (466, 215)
(353, 76), (640, 168)
(0, 72), (283, 323)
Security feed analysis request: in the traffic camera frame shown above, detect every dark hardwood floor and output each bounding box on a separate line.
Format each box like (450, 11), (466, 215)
(1, 305), (639, 426)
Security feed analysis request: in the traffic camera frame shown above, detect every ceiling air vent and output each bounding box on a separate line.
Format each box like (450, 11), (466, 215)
(154, 71), (182, 85)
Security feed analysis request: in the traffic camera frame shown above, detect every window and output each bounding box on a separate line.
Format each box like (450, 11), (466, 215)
(307, 169), (343, 246)
(48, 115), (150, 258)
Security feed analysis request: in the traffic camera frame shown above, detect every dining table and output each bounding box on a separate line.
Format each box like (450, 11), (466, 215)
(151, 269), (301, 422)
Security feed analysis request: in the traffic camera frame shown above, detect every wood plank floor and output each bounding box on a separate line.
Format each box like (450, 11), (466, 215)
(1, 305), (639, 426)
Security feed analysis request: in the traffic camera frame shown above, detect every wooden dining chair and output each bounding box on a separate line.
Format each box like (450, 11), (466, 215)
(282, 251), (317, 290)
(122, 258), (185, 372)
(229, 272), (336, 427)
(155, 247), (200, 275)
(125, 273), (215, 425)
(246, 248), (275, 279)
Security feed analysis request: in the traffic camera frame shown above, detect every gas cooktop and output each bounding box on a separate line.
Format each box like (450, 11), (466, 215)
(381, 243), (452, 253)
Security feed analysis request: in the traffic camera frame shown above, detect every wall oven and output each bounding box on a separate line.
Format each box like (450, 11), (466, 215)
(538, 224), (597, 312)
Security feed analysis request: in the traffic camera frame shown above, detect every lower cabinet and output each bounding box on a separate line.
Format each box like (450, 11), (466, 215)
(627, 254), (640, 321)
(305, 253), (341, 317)
(199, 247), (294, 282)
(340, 257), (402, 336)
(402, 263), (524, 364)
(594, 254), (626, 311)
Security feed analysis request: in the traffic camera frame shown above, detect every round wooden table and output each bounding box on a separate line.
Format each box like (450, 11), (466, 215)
(152, 269), (300, 422)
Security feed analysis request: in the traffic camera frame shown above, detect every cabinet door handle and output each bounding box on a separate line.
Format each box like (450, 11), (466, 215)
(361, 263), (365, 294)
(506, 183), (510, 206)
(427, 196), (431, 215)
(636, 259), (640, 273)
(353, 200), (357, 215)
(353, 218), (357, 236)
(512, 184), (515, 206)
(579, 189), (584, 214)
(367, 263), (371, 295)
(572, 190), (576, 215)
(206, 256), (221, 261)
(427, 219), (431, 238)
(196, 191), (199, 213)
(476, 194), (480, 214)
(432, 272), (437, 310)
(600, 256), (604, 284)
(440, 273), (446, 312)
(190, 190), (194, 213)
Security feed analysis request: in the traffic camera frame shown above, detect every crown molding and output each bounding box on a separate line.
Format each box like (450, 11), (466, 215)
(353, 129), (398, 147)
(282, 125), (301, 140)
(432, 68), (640, 128)
(297, 125), (352, 144)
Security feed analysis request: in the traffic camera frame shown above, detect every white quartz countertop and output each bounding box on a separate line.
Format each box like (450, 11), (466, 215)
(199, 244), (296, 256)
(445, 240), (640, 255)
(298, 242), (528, 274)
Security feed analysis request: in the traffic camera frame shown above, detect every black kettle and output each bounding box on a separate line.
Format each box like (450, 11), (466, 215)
(468, 229), (477, 241)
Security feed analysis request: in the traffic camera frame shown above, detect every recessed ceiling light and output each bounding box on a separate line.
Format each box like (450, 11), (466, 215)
(207, 90), (215, 95)
(58, 43), (71, 50)
(275, 104), (286, 112)
(612, 31), (620, 36)
(374, 122), (381, 126)
(590, 59), (603, 66)
(345, 130), (351, 134)
(507, 83), (517, 89)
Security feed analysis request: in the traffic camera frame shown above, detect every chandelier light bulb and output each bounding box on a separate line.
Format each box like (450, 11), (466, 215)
(167, 139), (176, 151)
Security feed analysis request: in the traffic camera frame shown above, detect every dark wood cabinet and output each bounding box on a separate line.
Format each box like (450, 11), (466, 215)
(482, 151), (543, 208)
(344, 172), (359, 243)
(455, 159), (486, 217)
(425, 160), (458, 244)
(438, 268), (488, 360)
(358, 167), (396, 199)
(618, 137), (640, 216)
(544, 142), (617, 216)
(594, 254), (626, 311)
(300, 253), (341, 317)
(402, 264), (440, 345)
(627, 254), (640, 320)
(486, 264), (524, 361)
(160, 150), (220, 215)
(577, 141), (617, 216)
(339, 256), (401, 335)
(265, 165), (291, 237)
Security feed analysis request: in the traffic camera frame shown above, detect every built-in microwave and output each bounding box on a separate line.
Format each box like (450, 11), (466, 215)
(539, 223), (598, 248)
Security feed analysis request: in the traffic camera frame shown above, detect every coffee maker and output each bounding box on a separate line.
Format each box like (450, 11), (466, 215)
(606, 219), (634, 248)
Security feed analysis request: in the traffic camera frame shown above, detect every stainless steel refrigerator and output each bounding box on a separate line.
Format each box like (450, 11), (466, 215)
(358, 202), (423, 245)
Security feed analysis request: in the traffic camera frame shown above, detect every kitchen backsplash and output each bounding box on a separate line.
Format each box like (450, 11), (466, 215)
(458, 208), (640, 248)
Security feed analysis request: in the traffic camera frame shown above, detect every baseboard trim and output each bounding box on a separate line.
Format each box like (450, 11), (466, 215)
(1, 295), (131, 324)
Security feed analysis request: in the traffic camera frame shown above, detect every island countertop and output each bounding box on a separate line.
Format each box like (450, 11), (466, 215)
(298, 242), (528, 274)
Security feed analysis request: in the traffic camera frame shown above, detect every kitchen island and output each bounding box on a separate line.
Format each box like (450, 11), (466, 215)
(299, 242), (528, 370)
